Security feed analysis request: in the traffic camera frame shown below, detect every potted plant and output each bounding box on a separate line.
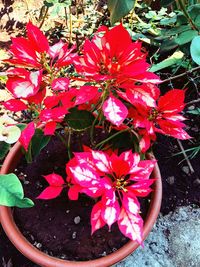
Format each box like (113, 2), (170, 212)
(0, 21), (189, 267)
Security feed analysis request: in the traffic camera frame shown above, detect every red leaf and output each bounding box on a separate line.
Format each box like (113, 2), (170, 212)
(44, 121), (57, 135)
(158, 89), (185, 113)
(118, 207), (143, 244)
(103, 96), (128, 126)
(19, 122), (35, 151)
(37, 186), (63, 199)
(26, 22), (49, 53)
(101, 192), (120, 228)
(3, 99), (28, 112)
(43, 173), (64, 186)
(75, 86), (99, 105)
(69, 164), (101, 187)
(91, 201), (106, 234)
(52, 77), (70, 91)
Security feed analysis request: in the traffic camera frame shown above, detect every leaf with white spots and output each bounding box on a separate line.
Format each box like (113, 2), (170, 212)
(118, 207), (143, 244)
(120, 151), (140, 171)
(103, 96), (128, 126)
(52, 77), (70, 91)
(130, 160), (156, 180)
(91, 201), (106, 234)
(122, 194), (140, 215)
(101, 199), (120, 228)
(69, 164), (101, 187)
(92, 150), (111, 173)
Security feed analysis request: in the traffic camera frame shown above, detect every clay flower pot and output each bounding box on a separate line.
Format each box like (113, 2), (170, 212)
(0, 142), (162, 267)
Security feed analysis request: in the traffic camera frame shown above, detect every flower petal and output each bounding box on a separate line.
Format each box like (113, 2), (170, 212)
(91, 201), (106, 234)
(118, 207), (143, 244)
(3, 99), (28, 112)
(19, 122), (35, 151)
(103, 96), (128, 126)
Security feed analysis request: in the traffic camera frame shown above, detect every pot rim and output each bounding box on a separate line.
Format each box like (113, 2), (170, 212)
(0, 142), (162, 267)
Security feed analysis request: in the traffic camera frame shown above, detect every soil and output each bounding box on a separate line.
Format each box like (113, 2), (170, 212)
(0, 132), (152, 266)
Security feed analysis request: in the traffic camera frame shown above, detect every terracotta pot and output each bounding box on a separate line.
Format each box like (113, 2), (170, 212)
(0, 142), (162, 267)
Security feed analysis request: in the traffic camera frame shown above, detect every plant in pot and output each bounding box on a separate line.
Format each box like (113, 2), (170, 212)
(0, 22), (190, 267)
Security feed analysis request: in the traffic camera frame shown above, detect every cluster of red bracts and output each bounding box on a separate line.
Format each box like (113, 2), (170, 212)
(3, 22), (190, 244)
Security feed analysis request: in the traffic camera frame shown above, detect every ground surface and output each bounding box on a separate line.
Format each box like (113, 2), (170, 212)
(114, 206), (200, 267)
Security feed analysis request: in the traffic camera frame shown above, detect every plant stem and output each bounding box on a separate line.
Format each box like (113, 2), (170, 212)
(176, 0), (199, 32)
(69, 5), (73, 43)
(94, 128), (129, 149)
(39, 6), (49, 29)
(67, 130), (72, 160)
(161, 65), (200, 84)
(177, 139), (195, 173)
(186, 98), (200, 106)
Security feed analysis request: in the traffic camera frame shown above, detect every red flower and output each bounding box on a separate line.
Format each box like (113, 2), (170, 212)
(130, 89), (191, 152)
(66, 149), (156, 244)
(6, 68), (42, 99)
(74, 24), (160, 84)
(6, 22), (49, 68)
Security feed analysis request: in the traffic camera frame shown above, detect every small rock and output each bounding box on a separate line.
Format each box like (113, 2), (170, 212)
(60, 254), (67, 259)
(72, 232), (77, 239)
(36, 243), (42, 249)
(193, 178), (200, 185)
(166, 176), (175, 185)
(100, 251), (107, 256)
(53, 236), (56, 239)
(66, 210), (70, 213)
(74, 216), (81, 224)
(30, 235), (34, 241)
(182, 166), (190, 174)
(188, 105), (195, 110)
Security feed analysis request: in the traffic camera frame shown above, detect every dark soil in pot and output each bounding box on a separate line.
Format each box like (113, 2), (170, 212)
(0, 133), (151, 266)
(1, 131), (200, 267)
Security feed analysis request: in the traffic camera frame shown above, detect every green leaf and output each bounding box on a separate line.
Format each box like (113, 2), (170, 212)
(0, 142), (10, 159)
(175, 30), (198, 45)
(150, 51), (184, 72)
(65, 108), (95, 130)
(0, 173), (34, 208)
(17, 123), (27, 131)
(164, 25), (191, 36)
(159, 39), (178, 53)
(160, 16), (177, 25)
(31, 128), (51, 158)
(160, 0), (175, 6)
(108, 0), (136, 25)
(187, 108), (200, 115)
(190, 36), (200, 65)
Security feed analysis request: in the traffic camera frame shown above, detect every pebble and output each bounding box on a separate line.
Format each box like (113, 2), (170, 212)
(193, 178), (200, 185)
(166, 176), (175, 185)
(182, 166), (190, 174)
(100, 251), (107, 256)
(36, 243), (42, 249)
(72, 232), (77, 239)
(188, 105), (195, 110)
(74, 216), (81, 224)
(30, 235), (34, 241)
(60, 254), (67, 259)
(66, 210), (70, 213)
